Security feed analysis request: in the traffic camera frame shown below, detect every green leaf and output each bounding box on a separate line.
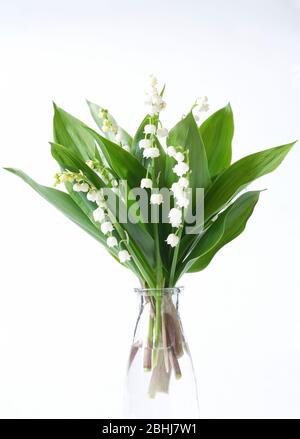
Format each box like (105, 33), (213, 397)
(50, 143), (156, 271)
(87, 100), (132, 146)
(205, 142), (296, 220)
(53, 104), (101, 162)
(50, 142), (105, 188)
(167, 112), (211, 191)
(84, 127), (147, 189)
(176, 191), (260, 279)
(132, 115), (149, 161)
(200, 103), (234, 177)
(4, 168), (107, 246)
(4, 168), (147, 276)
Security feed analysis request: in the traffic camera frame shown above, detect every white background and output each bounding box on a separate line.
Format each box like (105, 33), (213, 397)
(0, 0), (300, 419)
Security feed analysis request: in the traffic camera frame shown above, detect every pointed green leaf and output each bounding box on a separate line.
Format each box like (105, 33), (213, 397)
(87, 100), (132, 146)
(51, 142), (105, 188)
(132, 115), (149, 161)
(166, 112), (211, 191)
(4, 168), (107, 246)
(53, 104), (101, 162)
(84, 127), (146, 188)
(205, 142), (296, 220)
(200, 103), (234, 177)
(176, 191), (260, 279)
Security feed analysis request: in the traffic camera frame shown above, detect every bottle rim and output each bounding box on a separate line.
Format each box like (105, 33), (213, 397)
(134, 286), (183, 296)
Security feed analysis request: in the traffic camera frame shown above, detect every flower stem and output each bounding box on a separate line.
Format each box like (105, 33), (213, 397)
(152, 293), (162, 368)
(169, 227), (183, 287)
(161, 301), (169, 373)
(144, 314), (154, 371)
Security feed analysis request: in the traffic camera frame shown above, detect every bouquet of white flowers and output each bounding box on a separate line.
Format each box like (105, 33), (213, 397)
(5, 75), (295, 408)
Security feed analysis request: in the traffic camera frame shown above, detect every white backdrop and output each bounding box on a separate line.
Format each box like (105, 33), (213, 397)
(0, 0), (300, 419)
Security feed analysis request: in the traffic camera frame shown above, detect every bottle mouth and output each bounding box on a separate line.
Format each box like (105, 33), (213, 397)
(134, 287), (183, 296)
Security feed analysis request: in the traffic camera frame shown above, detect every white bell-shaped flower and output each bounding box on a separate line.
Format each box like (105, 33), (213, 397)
(152, 94), (163, 106)
(150, 193), (163, 205)
(173, 162), (189, 177)
(73, 182), (89, 192)
(73, 183), (81, 192)
(171, 182), (184, 197)
(175, 152), (185, 162)
(80, 183), (89, 192)
(144, 96), (153, 106)
(101, 221), (114, 235)
(168, 207), (183, 228)
(106, 236), (118, 248)
(166, 146), (176, 157)
(148, 104), (160, 116)
(139, 138), (152, 149)
(195, 96), (209, 112)
(93, 207), (106, 222)
(146, 85), (158, 96)
(87, 190), (99, 202)
(200, 102), (209, 112)
(166, 233), (180, 247)
(196, 96), (208, 105)
(149, 74), (158, 87)
(144, 124), (156, 134)
(143, 147), (160, 159)
(178, 177), (189, 188)
(176, 195), (190, 209)
(140, 178), (153, 189)
(96, 192), (106, 208)
(156, 127), (168, 138)
(118, 250), (131, 263)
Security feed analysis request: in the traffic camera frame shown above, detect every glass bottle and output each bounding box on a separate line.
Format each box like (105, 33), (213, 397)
(124, 287), (199, 419)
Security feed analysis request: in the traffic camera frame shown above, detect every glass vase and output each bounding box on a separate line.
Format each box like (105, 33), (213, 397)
(124, 287), (199, 419)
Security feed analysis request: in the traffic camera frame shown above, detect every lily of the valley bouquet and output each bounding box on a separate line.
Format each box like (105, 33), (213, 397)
(5, 75), (295, 414)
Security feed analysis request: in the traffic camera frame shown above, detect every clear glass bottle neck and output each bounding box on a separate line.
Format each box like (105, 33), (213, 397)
(134, 287), (183, 298)
(134, 287), (183, 313)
